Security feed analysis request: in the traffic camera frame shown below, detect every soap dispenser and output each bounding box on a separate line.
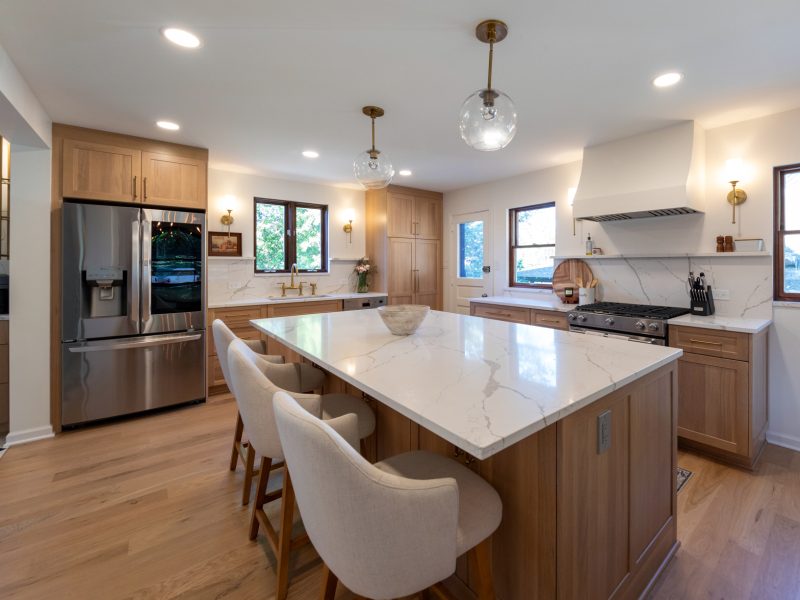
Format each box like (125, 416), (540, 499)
(585, 234), (593, 256)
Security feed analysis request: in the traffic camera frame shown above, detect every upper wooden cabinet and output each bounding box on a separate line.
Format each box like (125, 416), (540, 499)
(386, 188), (441, 240)
(141, 152), (207, 209)
(367, 185), (444, 310)
(56, 124), (208, 211)
(62, 140), (141, 203)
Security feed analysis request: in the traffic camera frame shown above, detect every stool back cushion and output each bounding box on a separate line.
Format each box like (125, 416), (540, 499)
(228, 340), (321, 459)
(211, 319), (238, 388)
(274, 391), (459, 599)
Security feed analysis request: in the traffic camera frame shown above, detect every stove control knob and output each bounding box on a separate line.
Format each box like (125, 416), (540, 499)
(568, 313), (577, 321)
(604, 317), (615, 326)
(635, 320), (646, 330)
(647, 322), (659, 331)
(578, 314), (588, 323)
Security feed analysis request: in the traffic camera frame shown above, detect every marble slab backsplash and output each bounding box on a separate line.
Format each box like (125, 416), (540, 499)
(208, 258), (362, 305)
(505, 256), (773, 319)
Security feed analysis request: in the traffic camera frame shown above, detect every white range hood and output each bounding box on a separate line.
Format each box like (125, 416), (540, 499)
(573, 121), (706, 222)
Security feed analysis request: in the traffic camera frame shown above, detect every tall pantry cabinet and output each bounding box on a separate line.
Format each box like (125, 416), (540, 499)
(366, 186), (443, 309)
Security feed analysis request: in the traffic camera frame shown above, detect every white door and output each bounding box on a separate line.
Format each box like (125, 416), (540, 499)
(452, 211), (492, 314)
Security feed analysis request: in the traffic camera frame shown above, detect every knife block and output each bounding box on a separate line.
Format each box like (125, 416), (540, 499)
(690, 285), (715, 316)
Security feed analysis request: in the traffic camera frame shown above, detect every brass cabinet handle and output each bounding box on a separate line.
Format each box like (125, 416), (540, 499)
(486, 311), (513, 318)
(133, 175), (137, 199)
(689, 338), (723, 346)
(539, 318), (562, 324)
(143, 176), (148, 201)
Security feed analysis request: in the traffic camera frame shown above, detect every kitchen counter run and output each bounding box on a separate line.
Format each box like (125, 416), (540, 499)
(668, 314), (772, 334)
(209, 292), (387, 309)
(469, 294), (573, 312)
(251, 309), (681, 459)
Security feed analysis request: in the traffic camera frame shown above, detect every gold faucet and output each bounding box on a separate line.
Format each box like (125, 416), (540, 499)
(278, 264), (306, 297)
(290, 263), (298, 288)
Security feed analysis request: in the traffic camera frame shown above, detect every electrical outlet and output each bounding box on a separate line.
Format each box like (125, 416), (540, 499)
(597, 410), (612, 454)
(715, 288), (730, 300)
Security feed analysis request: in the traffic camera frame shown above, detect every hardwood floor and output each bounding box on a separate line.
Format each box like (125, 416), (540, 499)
(1, 395), (799, 600)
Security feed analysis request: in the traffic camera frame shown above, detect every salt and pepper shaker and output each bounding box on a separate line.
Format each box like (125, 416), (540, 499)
(724, 235), (734, 252)
(716, 235), (725, 252)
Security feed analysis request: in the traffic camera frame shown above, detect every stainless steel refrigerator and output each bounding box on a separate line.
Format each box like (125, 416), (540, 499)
(61, 201), (206, 427)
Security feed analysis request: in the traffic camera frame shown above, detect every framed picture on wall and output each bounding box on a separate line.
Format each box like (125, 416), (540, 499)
(208, 231), (242, 257)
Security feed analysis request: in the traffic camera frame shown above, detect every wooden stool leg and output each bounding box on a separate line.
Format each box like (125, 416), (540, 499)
(276, 469), (296, 600)
(242, 442), (256, 506)
(320, 563), (338, 600)
(230, 412), (244, 471)
(249, 457), (272, 540)
(467, 539), (495, 600)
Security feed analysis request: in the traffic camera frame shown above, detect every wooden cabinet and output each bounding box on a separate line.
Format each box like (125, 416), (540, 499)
(141, 152), (206, 209)
(670, 325), (768, 469)
(207, 300), (343, 394)
(469, 301), (569, 331)
(367, 185), (443, 309)
(62, 140), (140, 203)
(0, 321), (7, 438)
(57, 124), (207, 210)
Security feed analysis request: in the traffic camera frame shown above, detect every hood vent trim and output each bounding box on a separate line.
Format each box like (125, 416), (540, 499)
(580, 207), (700, 222)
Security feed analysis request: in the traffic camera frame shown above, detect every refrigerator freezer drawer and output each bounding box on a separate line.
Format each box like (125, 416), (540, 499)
(61, 331), (206, 426)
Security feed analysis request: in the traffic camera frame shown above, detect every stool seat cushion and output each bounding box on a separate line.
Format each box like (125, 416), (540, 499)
(321, 394), (377, 440)
(375, 450), (502, 555)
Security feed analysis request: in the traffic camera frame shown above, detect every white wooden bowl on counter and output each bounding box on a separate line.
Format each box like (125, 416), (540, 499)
(377, 305), (429, 335)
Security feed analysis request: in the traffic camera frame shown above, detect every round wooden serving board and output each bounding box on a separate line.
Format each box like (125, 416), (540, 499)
(552, 259), (594, 304)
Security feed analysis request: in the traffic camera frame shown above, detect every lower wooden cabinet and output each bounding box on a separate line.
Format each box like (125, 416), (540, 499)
(0, 321), (7, 437)
(669, 325), (768, 469)
(207, 300), (342, 393)
(469, 301), (569, 331)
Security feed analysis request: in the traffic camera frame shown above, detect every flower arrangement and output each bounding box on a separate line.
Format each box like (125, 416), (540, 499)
(354, 257), (372, 293)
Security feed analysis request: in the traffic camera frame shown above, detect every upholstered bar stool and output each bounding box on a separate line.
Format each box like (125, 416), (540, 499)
(227, 339), (376, 600)
(212, 319), (325, 505)
(273, 391), (503, 600)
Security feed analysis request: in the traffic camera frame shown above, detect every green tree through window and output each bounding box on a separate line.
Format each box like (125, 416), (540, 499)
(254, 198), (328, 273)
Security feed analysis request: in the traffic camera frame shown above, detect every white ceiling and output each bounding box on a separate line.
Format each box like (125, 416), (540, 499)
(1, 0), (800, 191)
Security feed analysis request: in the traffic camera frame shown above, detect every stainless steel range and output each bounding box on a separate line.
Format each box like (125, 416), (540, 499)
(567, 302), (691, 345)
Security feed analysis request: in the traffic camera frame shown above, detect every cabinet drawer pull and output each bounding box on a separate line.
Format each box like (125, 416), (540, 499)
(486, 311), (512, 318)
(133, 175), (137, 199)
(539, 318), (561, 324)
(143, 176), (148, 201)
(689, 338), (723, 346)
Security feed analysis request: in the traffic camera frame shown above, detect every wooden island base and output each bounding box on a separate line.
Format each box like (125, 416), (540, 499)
(269, 333), (679, 600)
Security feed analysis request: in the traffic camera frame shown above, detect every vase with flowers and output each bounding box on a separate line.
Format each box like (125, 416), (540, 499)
(354, 257), (372, 293)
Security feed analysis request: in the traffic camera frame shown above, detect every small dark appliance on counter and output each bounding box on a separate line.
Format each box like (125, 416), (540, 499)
(689, 271), (715, 316)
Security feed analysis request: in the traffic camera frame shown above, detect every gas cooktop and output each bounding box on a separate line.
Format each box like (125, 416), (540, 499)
(575, 302), (690, 320)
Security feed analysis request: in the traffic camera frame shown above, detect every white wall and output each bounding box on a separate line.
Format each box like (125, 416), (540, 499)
(206, 168), (367, 305)
(6, 146), (52, 444)
(0, 43), (50, 148)
(442, 161), (582, 310)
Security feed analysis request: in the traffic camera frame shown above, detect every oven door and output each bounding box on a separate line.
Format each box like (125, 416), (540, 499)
(569, 326), (665, 346)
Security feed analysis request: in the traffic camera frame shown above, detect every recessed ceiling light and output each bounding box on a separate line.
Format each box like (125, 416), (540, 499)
(302, 150), (319, 158)
(161, 28), (201, 49)
(398, 169), (412, 177)
(156, 120), (180, 131)
(652, 72), (683, 88)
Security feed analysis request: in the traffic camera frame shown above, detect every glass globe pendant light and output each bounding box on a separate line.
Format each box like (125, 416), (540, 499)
(353, 106), (394, 189)
(459, 20), (517, 151)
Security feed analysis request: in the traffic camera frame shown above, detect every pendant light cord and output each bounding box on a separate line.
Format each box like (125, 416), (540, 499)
(486, 23), (496, 91)
(371, 116), (376, 153)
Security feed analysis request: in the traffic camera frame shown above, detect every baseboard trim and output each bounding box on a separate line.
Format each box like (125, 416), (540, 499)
(767, 431), (800, 454)
(5, 425), (55, 446)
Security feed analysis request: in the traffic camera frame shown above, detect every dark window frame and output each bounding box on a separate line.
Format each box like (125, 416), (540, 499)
(253, 197), (329, 274)
(508, 202), (556, 289)
(774, 163), (800, 301)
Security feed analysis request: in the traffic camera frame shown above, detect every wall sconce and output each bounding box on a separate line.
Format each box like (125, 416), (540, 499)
(567, 187), (577, 236)
(342, 209), (355, 244)
(725, 159), (748, 225)
(220, 208), (234, 235)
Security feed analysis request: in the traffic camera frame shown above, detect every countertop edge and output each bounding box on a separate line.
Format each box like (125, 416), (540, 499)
(667, 315), (772, 334)
(469, 296), (573, 313)
(209, 292), (388, 309)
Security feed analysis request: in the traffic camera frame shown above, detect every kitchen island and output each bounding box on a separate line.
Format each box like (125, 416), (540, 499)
(252, 309), (683, 599)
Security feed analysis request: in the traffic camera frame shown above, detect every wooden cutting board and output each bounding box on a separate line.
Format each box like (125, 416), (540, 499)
(552, 259), (594, 304)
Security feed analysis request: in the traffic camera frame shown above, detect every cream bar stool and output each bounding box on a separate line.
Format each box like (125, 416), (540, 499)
(273, 391), (503, 600)
(227, 339), (376, 600)
(212, 319), (324, 505)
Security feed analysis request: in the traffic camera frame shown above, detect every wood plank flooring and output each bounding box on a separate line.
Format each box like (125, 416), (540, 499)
(1, 395), (799, 600)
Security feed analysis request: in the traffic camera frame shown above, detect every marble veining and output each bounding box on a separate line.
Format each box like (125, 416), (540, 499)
(668, 314), (772, 334)
(252, 310), (682, 459)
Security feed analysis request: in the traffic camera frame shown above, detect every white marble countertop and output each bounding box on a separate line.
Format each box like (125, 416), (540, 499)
(469, 295), (573, 312)
(252, 309), (682, 459)
(668, 314), (772, 334)
(209, 292), (387, 309)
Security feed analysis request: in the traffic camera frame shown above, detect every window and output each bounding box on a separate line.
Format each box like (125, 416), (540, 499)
(509, 202), (556, 288)
(254, 198), (328, 273)
(775, 164), (800, 300)
(458, 220), (485, 278)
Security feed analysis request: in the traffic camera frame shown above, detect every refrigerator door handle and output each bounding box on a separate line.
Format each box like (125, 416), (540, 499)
(141, 211), (152, 326)
(130, 218), (140, 331)
(67, 333), (202, 353)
